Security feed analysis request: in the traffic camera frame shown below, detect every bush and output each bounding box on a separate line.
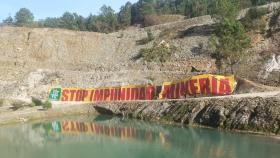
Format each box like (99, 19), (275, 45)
(138, 41), (175, 62)
(31, 97), (52, 110)
(241, 7), (268, 32)
(42, 101), (52, 110)
(269, 9), (280, 27)
(31, 97), (43, 106)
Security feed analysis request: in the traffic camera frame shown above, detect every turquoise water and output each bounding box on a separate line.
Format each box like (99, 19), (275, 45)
(0, 115), (279, 158)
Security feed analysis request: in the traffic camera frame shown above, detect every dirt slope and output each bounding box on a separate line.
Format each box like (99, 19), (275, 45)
(0, 3), (279, 100)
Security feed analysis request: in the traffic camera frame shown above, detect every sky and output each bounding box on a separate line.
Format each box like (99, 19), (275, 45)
(0, 0), (138, 21)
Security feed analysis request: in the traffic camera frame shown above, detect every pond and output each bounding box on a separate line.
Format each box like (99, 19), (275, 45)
(0, 115), (279, 158)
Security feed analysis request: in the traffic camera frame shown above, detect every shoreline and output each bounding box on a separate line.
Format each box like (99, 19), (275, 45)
(0, 103), (96, 125)
(91, 91), (280, 137)
(0, 91), (279, 138)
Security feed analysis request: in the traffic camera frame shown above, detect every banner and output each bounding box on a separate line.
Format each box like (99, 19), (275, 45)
(48, 85), (155, 102)
(48, 74), (236, 102)
(159, 74), (235, 99)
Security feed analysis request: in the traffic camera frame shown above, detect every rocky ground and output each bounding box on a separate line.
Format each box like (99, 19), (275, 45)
(93, 91), (280, 136)
(0, 3), (279, 101)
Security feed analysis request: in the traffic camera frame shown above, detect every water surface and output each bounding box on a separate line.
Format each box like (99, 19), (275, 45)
(0, 115), (279, 158)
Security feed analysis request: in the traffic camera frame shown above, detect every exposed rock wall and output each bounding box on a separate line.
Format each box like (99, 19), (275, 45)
(0, 3), (279, 100)
(0, 16), (216, 99)
(93, 94), (280, 135)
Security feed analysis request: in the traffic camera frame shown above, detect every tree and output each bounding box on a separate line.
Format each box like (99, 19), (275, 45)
(60, 12), (78, 30)
(211, 19), (251, 74)
(211, 0), (240, 21)
(251, 0), (267, 6)
(183, 0), (209, 18)
(140, 0), (156, 15)
(15, 8), (34, 26)
(97, 5), (119, 33)
(85, 14), (98, 31)
(2, 15), (13, 25)
(118, 2), (132, 27)
(43, 17), (61, 28)
(210, 0), (251, 74)
(73, 13), (87, 31)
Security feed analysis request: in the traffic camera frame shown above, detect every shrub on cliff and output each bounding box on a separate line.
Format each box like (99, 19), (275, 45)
(42, 101), (52, 110)
(31, 97), (52, 110)
(138, 41), (175, 62)
(31, 97), (43, 106)
(241, 7), (268, 33)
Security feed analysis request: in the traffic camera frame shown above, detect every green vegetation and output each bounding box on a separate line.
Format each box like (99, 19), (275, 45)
(138, 41), (175, 62)
(14, 8), (34, 26)
(2, 0), (279, 32)
(31, 97), (43, 106)
(42, 101), (52, 110)
(241, 7), (268, 32)
(210, 0), (251, 74)
(31, 97), (52, 110)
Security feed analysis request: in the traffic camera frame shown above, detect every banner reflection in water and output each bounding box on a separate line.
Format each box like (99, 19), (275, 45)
(50, 121), (170, 146)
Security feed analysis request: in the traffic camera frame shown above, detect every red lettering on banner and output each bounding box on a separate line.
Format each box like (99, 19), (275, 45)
(212, 77), (218, 95)
(179, 81), (186, 97)
(110, 89), (114, 101)
(75, 90), (81, 101)
(62, 121), (69, 131)
(219, 79), (232, 95)
(189, 79), (198, 95)
(116, 88), (121, 101)
(199, 78), (211, 95)
(186, 81), (191, 95)
(94, 90), (104, 101)
(82, 90), (88, 101)
(90, 90), (95, 101)
(100, 90), (104, 101)
(145, 86), (155, 100)
(61, 89), (69, 101)
(161, 85), (170, 99)
(131, 88), (139, 100)
(139, 87), (145, 100)
(114, 88), (120, 101)
(168, 84), (176, 99)
(70, 90), (76, 101)
(120, 88), (126, 101)
(175, 83), (180, 99)
(104, 89), (110, 101)
(126, 88), (131, 101)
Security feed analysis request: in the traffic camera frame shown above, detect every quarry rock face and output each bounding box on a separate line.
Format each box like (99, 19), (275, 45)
(0, 3), (279, 99)
(93, 96), (280, 135)
(0, 16), (216, 99)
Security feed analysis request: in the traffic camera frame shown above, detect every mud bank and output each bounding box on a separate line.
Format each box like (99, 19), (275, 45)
(93, 92), (280, 136)
(0, 103), (96, 125)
